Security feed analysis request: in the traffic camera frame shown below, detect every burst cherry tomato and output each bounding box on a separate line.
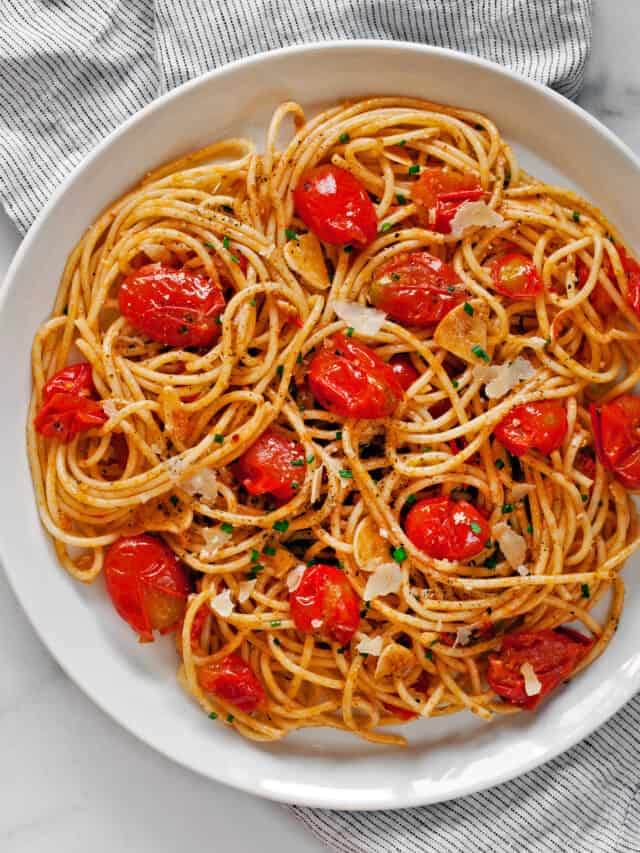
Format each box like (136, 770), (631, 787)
(104, 534), (190, 642)
(413, 167), (485, 234)
(289, 563), (360, 645)
(308, 333), (403, 419)
(370, 251), (465, 326)
(232, 427), (306, 502)
(492, 253), (542, 299)
(388, 354), (420, 391)
(590, 394), (640, 489)
(292, 164), (377, 247)
(197, 652), (266, 713)
(487, 628), (593, 710)
(494, 401), (567, 457)
(404, 496), (489, 561)
(119, 263), (225, 347)
(34, 362), (107, 443)
(620, 248), (640, 318)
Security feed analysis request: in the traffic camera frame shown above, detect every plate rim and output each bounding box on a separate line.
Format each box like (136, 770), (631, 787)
(2, 39), (640, 810)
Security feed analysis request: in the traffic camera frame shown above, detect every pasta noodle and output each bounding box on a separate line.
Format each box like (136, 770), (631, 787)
(28, 96), (640, 746)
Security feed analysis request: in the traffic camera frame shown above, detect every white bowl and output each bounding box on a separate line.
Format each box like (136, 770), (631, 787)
(1, 41), (639, 811)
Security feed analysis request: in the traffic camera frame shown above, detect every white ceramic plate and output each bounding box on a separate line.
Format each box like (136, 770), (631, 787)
(1, 42), (640, 811)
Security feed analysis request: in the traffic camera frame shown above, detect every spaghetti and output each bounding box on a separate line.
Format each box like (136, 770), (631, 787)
(28, 96), (640, 746)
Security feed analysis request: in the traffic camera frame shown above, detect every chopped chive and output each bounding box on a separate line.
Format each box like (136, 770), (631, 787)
(503, 169), (512, 188)
(335, 431), (343, 440)
(250, 298), (256, 306)
(392, 545), (407, 563)
(339, 469), (353, 479)
(215, 315), (222, 325)
(581, 583), (590, 598)
(463, 302), (474, 316)
(398, 139), (406, 146)
(346, 326), (354, 337)
(214, 433), (224, 444)
(396, 193), (407, 205)
(380, 222), (392, 233)
(425, 650), (433, 661)
(447, 286), (455, 293)
(169, 495), (179, 507)
(527, 523), (534, 534)
(179, 325), (188, 334)
(223, 236), (230, 249)
(405, 495), (417, 508)
(273, 520), (289, 532)
(291, 459), (304, 467)
(343, 244), (354, 254)
(221, 522), (233, 534)
(203, 241), (215, 249)
(307, 454), (315, 464)
(270, 620), (282, 628)
(430, 638), (439, 646)
(391, 272), (401, 280)
(291, 482), (299, 490)
(230, 254), (240, 264)
(452, 379), (459, 389)
(339, 132), (350, 144)
(226, 714), (235, 723)
(337, 646), (347, 654)
(296, 353), (303, 364)
(501, 503), (514, 514)
(408, 164), (420, 175)
(495, 459), (505, 470)
(581, 493), (589, 503)
(470, 522), (482, 534)
(276, 365), (284, 377)
(246, 565), (264, 578)
(471, 345), (490, 363)
(274, 638), (281, 647)
(484, 556), (497, 569)
(263, 546), (276, 556)
(208, 712), (218, 720)
(360, 652), (369, 658)
(572, 211), (581, 223)
(250, 549), (259, 563)
(285, 228), (299, 240)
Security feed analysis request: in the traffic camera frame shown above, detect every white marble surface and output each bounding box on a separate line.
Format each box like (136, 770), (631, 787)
(2, 3), (639, 850)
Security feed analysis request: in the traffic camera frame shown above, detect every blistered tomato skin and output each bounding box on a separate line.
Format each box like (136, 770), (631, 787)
(388, 354), (420, 391)
(289, 563), (360, 646)
(197, 652), (266, 713)
(590, 395), (640, 489)
(308, 333), (404, 419)
(413, 168), (485, 234)
(232, 428), (306, 502)
(34, 361), (107, 443)
(118, 263), (225, 347)
(404, 496), (489, 561)
(492, 253), (543, 299)
(494, 401), (567, 457)
(292, 165), (378, 248)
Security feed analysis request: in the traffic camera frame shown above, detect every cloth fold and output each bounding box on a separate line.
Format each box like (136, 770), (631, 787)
(3, 3), (636, 853)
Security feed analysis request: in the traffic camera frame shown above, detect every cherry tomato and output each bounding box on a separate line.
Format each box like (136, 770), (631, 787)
(41, 362), (95, 400)
(492, 253), (542, 299)
(292, 164), (377, 248)
(119, 263), (225, 347)
(197, 652), (266, 713)
(487, 628), (593, 710)
(34, 392), (107, 443)
(370, 251), (465, 326)
(289, 563), (360, 645)
(494, 401), (567, 457)
(620, 247), (640, 319)
(104, 534), (190, 642)
(590, 395), (640, 489)
(308, 333), (404, 419)
(388, 354), (420, 391)
(232, 427), (306, 502)
(404, 496), (489, 561)
(413, 167), (485, 234)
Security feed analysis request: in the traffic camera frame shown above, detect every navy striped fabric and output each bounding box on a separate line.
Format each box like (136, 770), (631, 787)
(3, 4), (636, 853)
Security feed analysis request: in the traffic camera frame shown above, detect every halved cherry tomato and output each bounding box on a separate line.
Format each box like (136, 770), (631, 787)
(413, 167), (485, 234)
(388, 354), (420, 391)
(590, 394), (640, 489)
(492, 253), (542, 299)
(197, 652), (266, 713)
(494, 401), (567, 457)
(41, 362), (95, 400)
(119, 263), (225, 347)
(404, 496), (489, 561)
(104, 534), (190, 642)
(370, 251), (465, 326)
(289, 563), (360, 645)
(34, 392), (107, 443)
(308, 333), (403, 419)
(487, 628), (593, 710)
(292, 164), (377, 248)
(232, 427), (306, 503)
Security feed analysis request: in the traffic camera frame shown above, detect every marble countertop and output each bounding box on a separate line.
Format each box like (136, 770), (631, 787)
(2, 2), (639, 851)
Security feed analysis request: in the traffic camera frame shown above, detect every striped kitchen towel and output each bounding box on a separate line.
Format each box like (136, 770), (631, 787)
(3, 4), (634, 853)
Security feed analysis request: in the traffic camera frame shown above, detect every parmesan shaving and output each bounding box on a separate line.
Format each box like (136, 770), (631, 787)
(237, 579), (256, 603)
(181, 468), (218, 500)
(511, 483), (535, 502)
(200, 525), (232, 559)
(311, 464), (324, 504)
(210, 588), (234, 617)
(286, 564), (307, 592)
(363, 561), (402, 600)
(520, 662), (542, 697)
(516, 564), (529, 577)
(356, 635), (384, 656)
(492, 521), (527, 568)
(331, 298), (387, 336)
(165, 455), (190, 483)
(102, 399), (118, 418)
(472, 357), (536, 400)
(449, 200), (505, 239)
(311, 618), (323, 629)
(454, 625), (474, 647)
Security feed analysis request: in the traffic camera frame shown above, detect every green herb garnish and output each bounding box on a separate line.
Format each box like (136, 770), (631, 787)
(273, 520), (290, 532)
(471, 345), (490, 363)
(392, 546), (407, 563)
(464, 302), (474, 317)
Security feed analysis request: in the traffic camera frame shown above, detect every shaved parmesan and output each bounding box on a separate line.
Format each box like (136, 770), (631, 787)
(516, 564), (529, 577)
(434, 299), (489, 363)
(237, 579), (256, 603)
(286, 564), (307, 592)
(102, 399), (119, 418)
(311, 618), (323, 629)
(165, 455), (190, 483)
(520, 662), (541, 696)
(284, 231), (330, 290)
(511, 483), (535, 502)
(356, 635), (384, 656)
(331, 299), (387, 337)
(311, 464), (324, 504)
(182, 468), (218, 500)
(363, 561), (402, 600)
(472, 357), (536, 399)
(200, 525), (232, 559)
(492, 521), (527, 569)
(454, 625), (474, 647)
(449, 200), (505, 239)
(210, 588), (234, 617)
